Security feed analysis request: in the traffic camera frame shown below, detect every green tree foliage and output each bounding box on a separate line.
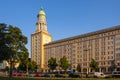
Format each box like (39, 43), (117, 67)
(48, 57), (58, 71)
(0, 23), (27, 60)
(0, 23), (28, 77)
(18, 52), (29, 72)
(28, 61), (37, 72)
(90, 59), (98, 72)
(60, 56), (70, 71)
(77, 64), (81, 72)
(18, 53), (37, 73)
(0, 24), (11, 61)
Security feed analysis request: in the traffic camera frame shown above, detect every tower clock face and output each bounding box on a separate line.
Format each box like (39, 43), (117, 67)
(43, 34), (51, 44)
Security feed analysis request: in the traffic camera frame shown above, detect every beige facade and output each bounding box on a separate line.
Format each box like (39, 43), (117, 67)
(0, 60), (19, 70)
(44, 26), (120, 73)
(0, 61), (7, 70)
(31, 8), (120, 73)
(31, 8), (52, 71)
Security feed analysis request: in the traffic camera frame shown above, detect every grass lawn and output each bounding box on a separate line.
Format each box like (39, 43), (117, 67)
(0, 77), (120, 80)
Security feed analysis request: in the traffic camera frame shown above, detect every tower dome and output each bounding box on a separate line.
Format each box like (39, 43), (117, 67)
(36, 7), (47, 32)
(38, 7), (46, 16)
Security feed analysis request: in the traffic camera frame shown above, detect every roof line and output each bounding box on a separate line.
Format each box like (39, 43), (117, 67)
(45, 25), (120, 45)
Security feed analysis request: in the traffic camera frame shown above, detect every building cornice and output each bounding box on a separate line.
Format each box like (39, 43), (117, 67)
(31, 31), (52, 37)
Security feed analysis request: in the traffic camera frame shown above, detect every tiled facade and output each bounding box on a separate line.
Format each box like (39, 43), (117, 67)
(44, 26), (120, 73)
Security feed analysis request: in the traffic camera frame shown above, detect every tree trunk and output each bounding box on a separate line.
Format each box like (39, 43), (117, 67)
(26, 63), (28, 75)
(9, 61), (13, 78)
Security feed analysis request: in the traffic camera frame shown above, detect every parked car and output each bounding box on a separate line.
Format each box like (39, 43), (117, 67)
(69, 73), (81, 78)
(17, 73), (26, 77)
(112, 71), (120, 78)
(55, 73), (69, 78)
(34, 73), (41, 77)
(94, 72), (109, 78)
(12, 72), (26, 77)
(43, 72), (51, 77)
(12, 73), (18, 76)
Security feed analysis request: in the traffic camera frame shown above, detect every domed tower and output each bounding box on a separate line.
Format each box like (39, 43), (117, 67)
(31, 7), (52, 71)
(36, 7), (47, 32)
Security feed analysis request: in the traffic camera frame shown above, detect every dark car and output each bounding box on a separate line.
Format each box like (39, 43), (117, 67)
(112, 71), (120, 78)
(69, 73), (81, 78)
(43, 72), (51, 77)
(55, 73), (69, 78)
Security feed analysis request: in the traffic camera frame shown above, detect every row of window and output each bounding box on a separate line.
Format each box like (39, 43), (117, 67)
(77, 56), (114, 62)
(45, 35), (120, 49)
(80, 61), (115, 67)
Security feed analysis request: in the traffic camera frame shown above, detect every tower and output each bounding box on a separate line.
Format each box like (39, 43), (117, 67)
(31, 8), (52, 71)
(36, 8), (47, 32)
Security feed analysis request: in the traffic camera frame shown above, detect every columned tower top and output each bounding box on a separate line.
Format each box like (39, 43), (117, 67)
(38, 7), (46, 16)
(36, 7), (47, 32)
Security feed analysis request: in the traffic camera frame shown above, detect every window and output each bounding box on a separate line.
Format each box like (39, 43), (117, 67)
(108, 62), (110, 65)
(104, 62), (106, 65)
(108, 56), (109, 59)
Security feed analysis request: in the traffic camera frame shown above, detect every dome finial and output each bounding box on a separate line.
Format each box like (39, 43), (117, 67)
(38, 7), (46, 16)
(40, 6), (43, 10)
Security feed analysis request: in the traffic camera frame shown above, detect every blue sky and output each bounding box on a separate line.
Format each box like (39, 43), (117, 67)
(0, 0), (120, 55)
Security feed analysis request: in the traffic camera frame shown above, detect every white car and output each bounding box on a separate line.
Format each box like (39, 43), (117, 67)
(94, 72), (109, 78)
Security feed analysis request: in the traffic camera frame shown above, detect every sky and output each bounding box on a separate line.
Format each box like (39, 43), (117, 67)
(0, 0), (120, 56)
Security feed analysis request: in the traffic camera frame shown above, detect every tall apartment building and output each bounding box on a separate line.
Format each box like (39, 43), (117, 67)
(31, 8), (120, 73)
(31, 8), (52, 71)
(44, 26), (120, 73)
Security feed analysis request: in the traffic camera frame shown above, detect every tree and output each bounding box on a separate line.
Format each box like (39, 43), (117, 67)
(90, 59), (98, 72)
(110, 60), (117, 72)
(28, 61), (37, 72)
(60, 56), (70, 71)
(18, 51), (29, 72)
(48, 57), (58, 72)
(18, 54), (37, 73)
(0, 24), (11, 62)
(0, 23), (27, 78)
(77, 64), (81, 72)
